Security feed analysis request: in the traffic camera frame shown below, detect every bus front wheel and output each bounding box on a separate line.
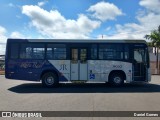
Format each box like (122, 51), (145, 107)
(42, 72), (58, 87)
(109, 73), (124, 86)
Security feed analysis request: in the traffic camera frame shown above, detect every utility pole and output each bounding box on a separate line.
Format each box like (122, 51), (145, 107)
(156, 47), (158, 74)
(158, 47), (160, 74)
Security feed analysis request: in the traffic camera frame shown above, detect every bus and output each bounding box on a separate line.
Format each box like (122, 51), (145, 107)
(5, 39), (151, 87)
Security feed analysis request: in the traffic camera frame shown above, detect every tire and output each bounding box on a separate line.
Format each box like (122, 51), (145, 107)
(109, 73), (124, 86)
(42, 72), (58, 88)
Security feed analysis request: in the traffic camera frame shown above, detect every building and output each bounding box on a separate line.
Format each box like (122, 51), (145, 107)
(0, 55), (5, 70)
(149, 47), (160, 74)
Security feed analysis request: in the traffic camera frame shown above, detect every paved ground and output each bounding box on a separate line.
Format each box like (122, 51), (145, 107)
(0, 75), (160, 120)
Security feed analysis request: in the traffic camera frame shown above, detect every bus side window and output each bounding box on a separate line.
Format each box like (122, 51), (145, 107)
(33, 47), (45, 59)
(20, 44), (45, 59)
(46, 48), (53, 59)
(80, 49), (87, 63)
(10, 43), (19, 59)
(124, 45), (129, 60)
(99, 44), (124, 60)
(47, 44), (66, 60)
(71, 49), (78, 63)
(91, 44), (97, 59)
(134, 49), (143, 63)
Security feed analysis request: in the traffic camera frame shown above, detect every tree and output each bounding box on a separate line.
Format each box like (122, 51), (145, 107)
(145, 25), (160, 74)
(147, 42), (153, 47)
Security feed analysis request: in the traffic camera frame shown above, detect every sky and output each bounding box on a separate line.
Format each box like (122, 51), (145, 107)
(0, 0), (160, 54)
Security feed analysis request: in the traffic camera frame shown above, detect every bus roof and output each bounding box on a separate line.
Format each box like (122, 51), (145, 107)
(7, 38), (147, 44)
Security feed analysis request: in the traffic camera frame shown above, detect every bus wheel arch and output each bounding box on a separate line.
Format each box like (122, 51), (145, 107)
(41, 70), (59, 87)
(108, 70), (126, 86)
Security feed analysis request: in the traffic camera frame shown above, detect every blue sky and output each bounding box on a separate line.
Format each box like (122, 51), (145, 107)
(0, 0), (160, 54)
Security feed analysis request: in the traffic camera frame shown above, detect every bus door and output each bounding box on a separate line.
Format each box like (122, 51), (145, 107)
(133, 46), (147, 81)
(71, 48), (88, 80)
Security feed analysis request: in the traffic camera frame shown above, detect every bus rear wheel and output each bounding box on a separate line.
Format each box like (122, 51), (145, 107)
(42, 72), (58, 88)
(109, 73), (124, 86)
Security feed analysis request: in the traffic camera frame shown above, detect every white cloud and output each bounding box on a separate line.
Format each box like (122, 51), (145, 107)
(8, 3), (15, 7)
(0, 26), (7, 44)
(0, 44), (6, 55)
(0, 26), (7, 55)
(16, 15), (21, 19)
(105, 27), (111, 31)
(0, 27), (26, 55)
(87, 1), (123, 21)
(98, 0), (160, 40)
(38, 1), (46, 7)
(10, 31), (25, 38)
(139, 0), (160, 13)
(22, 5), (101, 38)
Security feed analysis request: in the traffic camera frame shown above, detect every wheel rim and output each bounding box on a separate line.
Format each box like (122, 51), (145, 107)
(113, 76), (121, 84)
(45, 76), (54, 85)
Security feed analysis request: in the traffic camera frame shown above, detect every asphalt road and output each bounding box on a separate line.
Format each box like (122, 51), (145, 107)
(0, 75), (160, 120)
